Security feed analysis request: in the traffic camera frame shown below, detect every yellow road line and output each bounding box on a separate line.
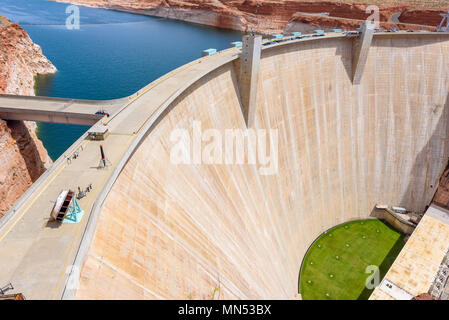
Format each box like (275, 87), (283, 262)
(0, 160), (66, 243)
(50, 160), (116, 299)
(50, 49), (240, 297)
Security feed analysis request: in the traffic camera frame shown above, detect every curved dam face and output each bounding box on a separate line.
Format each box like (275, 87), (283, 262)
(74, 34), (449, 299)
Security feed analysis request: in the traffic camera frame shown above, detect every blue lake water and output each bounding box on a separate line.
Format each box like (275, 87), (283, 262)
(1, 0), (243, 160)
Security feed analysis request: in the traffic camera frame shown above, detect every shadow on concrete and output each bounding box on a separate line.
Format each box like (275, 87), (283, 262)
(298, 219), (405, 300)
(261, 37), (354, 82)
(7, 120), (45, 182)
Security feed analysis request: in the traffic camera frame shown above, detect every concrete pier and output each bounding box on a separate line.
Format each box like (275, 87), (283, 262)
(352, 22), (375, 84)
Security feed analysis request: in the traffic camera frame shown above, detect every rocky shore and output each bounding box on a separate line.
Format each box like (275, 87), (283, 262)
(0, 17), (56, 218)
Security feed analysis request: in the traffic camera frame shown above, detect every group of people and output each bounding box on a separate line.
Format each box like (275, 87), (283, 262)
(76, 183), (93, 200)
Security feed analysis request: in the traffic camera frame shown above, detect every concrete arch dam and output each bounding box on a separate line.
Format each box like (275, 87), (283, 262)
(72, 33), (449, 299)
(1, 31), (448, 300)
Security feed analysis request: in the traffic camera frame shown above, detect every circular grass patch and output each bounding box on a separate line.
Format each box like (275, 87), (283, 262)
(299, 219), (404, 300)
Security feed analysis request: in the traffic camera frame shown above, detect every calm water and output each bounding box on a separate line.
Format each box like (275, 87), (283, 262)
(1, 0), (242, 159)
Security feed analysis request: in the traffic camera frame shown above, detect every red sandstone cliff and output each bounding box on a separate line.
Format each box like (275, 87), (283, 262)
(0, 17), (55, 218)
(52, 0), (449, 34)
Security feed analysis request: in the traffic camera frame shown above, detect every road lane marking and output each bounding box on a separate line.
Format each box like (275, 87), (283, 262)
(50, 150), (121, 299)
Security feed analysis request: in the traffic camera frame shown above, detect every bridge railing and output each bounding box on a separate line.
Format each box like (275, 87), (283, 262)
(0, 93), (128, 105)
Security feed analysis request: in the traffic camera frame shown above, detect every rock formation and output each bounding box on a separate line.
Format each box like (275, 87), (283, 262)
(0, 17), (55, 218)
(51, 0), (449, 34)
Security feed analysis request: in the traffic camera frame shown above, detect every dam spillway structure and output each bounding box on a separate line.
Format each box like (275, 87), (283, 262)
(1, 28), (449, 300)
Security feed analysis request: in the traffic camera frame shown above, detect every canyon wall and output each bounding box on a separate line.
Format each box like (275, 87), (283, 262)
(52, 1), (449, 34)
(74, 34), (449, 299)
(0, 17), (55, 217)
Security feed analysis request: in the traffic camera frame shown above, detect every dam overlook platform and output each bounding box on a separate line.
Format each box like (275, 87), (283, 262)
(0, 28), (449, 299)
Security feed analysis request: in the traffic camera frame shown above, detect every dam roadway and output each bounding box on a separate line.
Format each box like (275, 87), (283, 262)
(0, 30), (448, 299)
(0, 44), (241, 299)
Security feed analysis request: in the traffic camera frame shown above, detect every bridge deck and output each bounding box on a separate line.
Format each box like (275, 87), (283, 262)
(0, 95), (123, 125)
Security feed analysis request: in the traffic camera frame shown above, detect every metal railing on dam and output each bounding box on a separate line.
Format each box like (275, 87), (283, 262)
(0, 29), (448, 300)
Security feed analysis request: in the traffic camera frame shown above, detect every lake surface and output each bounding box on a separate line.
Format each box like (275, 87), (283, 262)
(1, 0), (242, 159)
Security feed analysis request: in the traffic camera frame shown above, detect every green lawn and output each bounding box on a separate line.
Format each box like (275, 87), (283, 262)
(299, 219), (404, 300)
